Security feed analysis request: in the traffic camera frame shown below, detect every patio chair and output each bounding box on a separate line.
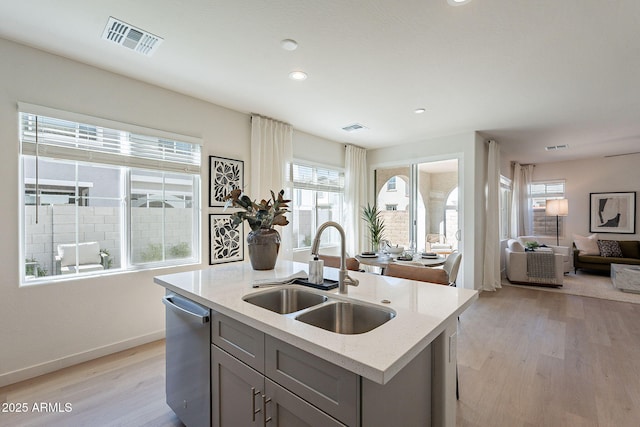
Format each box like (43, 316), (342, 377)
(55, 242), (109, 274)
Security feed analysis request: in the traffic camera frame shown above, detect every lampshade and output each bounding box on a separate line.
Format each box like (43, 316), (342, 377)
(546, 199), (569, 216)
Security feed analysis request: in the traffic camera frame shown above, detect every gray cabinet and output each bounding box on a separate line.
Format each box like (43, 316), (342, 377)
(211, 311), (432, 427)
(212, 345), (263, 427)
(265, 378), (346, 427)
(265, 336), (357, 426)
(211, 312), (351, 426)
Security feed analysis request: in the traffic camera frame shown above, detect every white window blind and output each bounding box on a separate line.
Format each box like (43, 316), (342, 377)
(291, 164), (344, 192)
(18, 105), (201, 174)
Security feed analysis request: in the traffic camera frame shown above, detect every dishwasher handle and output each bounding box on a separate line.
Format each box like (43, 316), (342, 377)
(162, 294), (210, 324)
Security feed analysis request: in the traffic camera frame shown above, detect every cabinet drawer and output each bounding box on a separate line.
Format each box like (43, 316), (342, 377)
(265, 336), (358, 427)
(212, 311), (264, 372)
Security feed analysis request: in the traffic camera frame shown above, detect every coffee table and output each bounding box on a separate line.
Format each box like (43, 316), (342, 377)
(611, 263), (640, 294)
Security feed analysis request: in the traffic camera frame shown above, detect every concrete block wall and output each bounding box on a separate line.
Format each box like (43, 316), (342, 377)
(24, 205), (192, 277)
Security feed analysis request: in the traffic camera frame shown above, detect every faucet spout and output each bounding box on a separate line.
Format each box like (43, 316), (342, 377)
(310, 221), (359, 294)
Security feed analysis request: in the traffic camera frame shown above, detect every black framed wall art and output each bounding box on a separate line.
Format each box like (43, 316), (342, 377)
(589, 191), (636, 234)
(209, 214), (244, 264)
(209, 156), (244, 207)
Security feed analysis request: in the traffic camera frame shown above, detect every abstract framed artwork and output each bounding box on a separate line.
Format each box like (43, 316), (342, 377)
(209, 156), (244, 207)
(209, 214), (244, 264)
(589, 191), (636, 234)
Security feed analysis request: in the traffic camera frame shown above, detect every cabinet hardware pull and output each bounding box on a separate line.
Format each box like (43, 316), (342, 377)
(251, 387), (261, 421)
(262, 394), (272, 424)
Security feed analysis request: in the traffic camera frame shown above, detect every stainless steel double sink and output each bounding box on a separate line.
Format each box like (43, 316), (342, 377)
(243, 287), (395, 335)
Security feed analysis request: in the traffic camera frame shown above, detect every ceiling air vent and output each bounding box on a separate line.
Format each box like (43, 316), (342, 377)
(545, 144), (569, 151)
(102, 17), (163, 56)
(341, 123), (368, 132)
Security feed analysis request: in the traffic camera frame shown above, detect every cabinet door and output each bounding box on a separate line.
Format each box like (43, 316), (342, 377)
(265, 378), (347, 427)
(212, 345), (263, 427)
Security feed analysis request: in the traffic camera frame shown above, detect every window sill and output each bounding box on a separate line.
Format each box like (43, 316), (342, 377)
(20, 259), (201, 287)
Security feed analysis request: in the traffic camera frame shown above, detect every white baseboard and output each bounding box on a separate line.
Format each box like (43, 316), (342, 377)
(0, 330), (165, 387)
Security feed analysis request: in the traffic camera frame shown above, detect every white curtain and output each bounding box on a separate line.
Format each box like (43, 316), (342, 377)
(482, 140), (501, 291)
(250, 114), (294, 259)
(344, 145), (367, 256)
(510, 162), (534, 238)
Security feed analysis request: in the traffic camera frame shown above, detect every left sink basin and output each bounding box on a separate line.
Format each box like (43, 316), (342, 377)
(243, 288), (328, 314)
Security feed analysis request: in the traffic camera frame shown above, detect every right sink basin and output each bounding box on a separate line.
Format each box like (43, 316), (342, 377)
(295, 301), (396, 335)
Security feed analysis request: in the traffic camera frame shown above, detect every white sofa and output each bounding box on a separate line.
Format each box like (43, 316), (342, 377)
(55, 242), (108, 275)
(505, 239), (564, 287)
(517, 235), (571, 273)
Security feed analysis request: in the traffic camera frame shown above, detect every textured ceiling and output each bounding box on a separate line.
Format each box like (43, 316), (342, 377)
(2, 0), (640, 164)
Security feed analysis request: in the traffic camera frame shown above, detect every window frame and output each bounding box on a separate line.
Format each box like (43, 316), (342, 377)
(499, 175), (512, 239)
(290, 161), (345, 251)
(529, 179), (566, 238)
(19, 106), (202, 285)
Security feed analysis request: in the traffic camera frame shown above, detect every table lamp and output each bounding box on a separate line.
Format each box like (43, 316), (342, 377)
(545, 199), (569, 246)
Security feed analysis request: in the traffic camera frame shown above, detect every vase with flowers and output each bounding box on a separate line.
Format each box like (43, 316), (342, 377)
(224, 188), (290, 270)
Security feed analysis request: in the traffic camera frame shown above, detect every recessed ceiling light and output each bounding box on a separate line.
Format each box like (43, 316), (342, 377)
(288, 70), (307, 80)
(280, 39), (298, 51)
(447, 0), (472, 6)
(414, 108), (426, 114)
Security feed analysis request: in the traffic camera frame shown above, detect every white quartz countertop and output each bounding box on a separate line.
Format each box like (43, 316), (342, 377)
(154, 260), (478, 384)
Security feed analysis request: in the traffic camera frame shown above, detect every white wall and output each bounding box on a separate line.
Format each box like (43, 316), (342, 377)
(293, 130), (345, 168)
(530, 154), (640, 245)
(367, 132), (487, 290)
(0, 38), (342, 386)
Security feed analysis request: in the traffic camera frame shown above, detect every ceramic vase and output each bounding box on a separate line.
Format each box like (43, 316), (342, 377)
(247, 228), (281, 270)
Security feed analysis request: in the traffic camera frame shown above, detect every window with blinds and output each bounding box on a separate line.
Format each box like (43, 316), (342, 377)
(530, 180), (566, 237)
(19, 112), (201, 173)
(19, 106), (201, 284)
(290, 163), (344, 249)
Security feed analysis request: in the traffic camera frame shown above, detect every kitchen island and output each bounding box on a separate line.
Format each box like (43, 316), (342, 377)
(155, 260), (477, 426)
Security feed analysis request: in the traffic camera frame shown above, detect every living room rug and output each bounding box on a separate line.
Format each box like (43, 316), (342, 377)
(502, 270), (640, 305)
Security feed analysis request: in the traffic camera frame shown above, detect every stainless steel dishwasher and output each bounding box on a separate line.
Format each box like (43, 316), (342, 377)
(163, 292), (211, 427)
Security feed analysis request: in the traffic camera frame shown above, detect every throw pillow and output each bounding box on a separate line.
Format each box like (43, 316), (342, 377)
(573, 233), (599, 256)
(508, 239), (525, 252)
(619, 241), (640, 259)
(597, 240), (624, 257)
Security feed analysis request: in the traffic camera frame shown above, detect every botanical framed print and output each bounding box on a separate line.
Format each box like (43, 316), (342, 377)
(209, 214), (244, 264)
(209, 156), (244, 207)
(589, 192), (636, 234)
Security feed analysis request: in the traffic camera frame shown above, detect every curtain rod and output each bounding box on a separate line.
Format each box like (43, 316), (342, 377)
(250, 113), (291, 126)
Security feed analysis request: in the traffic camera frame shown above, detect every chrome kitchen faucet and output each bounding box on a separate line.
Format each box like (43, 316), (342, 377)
(310, 221), (359, 294)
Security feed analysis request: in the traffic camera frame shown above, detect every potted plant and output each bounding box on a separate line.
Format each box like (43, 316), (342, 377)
(224, 188), (290, 270)
(361, 203), (386, 252)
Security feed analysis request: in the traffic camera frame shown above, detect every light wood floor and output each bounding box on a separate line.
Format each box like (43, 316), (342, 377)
(2, 285), (639, 427)
(0, 341), (182, 427)
(457, 285), (640, 427)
